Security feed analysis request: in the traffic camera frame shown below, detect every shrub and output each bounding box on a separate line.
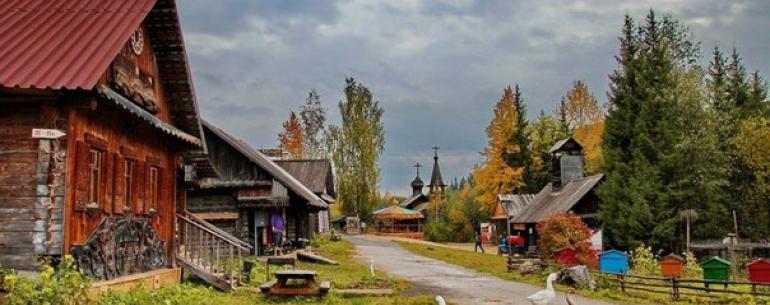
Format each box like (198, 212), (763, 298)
(536, 212), (597, 267)
(424, 218), (454, 242)
(682, 251), (703, 279)
(3, 255), (93, 305)
(630, 244), (659, 275)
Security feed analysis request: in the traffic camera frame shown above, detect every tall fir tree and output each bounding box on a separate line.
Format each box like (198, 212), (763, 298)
(599, 11), (706, 250)
(528, 111), (567, 191)
(473, 86), (526, 211)
(502, 84), (535, 192)
(749, 71), (768, 115)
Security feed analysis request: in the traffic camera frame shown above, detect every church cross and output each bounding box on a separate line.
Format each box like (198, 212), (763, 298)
(414, 162), (422, 176)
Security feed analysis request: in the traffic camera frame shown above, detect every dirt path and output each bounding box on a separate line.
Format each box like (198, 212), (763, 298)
(348, 235), (622, 305)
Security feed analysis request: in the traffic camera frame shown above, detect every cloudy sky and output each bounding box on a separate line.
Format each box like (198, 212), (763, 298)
(177, 0), (770, 195)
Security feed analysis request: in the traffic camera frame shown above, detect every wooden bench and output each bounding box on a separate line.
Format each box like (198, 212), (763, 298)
(265, 256), (296, 282)
(261, 270), (330, 296)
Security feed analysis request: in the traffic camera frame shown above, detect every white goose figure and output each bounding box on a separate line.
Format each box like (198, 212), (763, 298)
(369, 257), (376, 278)
(527, 272), (558, 305)
(435, 295), (446, 305)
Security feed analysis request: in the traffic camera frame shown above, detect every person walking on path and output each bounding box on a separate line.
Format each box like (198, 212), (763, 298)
(474, 229), (485, 254)
(271, 212), (285, 255)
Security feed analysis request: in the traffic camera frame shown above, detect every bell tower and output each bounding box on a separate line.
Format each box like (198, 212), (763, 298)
(428, 147), (446, 198)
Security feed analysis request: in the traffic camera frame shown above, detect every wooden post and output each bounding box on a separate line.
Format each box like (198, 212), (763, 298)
(619, 274), (625, 293)
(672, 277), (680, 299)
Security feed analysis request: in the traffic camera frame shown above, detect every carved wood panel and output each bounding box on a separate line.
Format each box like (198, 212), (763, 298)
(71, 217), (165, 281)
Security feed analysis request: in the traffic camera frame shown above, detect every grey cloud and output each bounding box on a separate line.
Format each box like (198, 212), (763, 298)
(177, 0), (770, 195)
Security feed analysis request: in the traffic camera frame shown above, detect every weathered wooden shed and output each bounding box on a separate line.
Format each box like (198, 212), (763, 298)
(186, 121), (328, 256)
(0, 0), (209, 286)
(275, 159), (335, 234)
(510, 138), (604, 250)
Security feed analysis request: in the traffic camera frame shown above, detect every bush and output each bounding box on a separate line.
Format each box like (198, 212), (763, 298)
(683, 251), (703, 279)
(630, 244), (659, 275)
(3, 255), (93, 305)
(536, 212), (597, 267)
(424, 218), (454, 242)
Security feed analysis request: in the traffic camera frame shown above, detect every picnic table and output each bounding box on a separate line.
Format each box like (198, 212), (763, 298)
(260, 269), (330, 296)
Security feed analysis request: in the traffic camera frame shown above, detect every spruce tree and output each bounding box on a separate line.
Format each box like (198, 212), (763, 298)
(749, 71), (768, 115)
(599, 11), (715, 250)
(503, 84), (535, 192)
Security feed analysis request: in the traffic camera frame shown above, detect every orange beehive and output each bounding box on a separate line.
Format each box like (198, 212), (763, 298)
(660, 254), (685, 278)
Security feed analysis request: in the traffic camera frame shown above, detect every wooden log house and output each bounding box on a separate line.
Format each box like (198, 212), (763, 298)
(0, 0), (213, 285)
(187, 121), (329, 256)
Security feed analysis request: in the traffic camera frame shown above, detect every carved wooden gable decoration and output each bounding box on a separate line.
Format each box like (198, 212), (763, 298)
(111, 26), (159, 113)
(71, 217), (165, 281)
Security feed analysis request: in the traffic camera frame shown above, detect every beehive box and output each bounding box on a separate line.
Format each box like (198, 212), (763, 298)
(660, 254), (685, 278)
(599, 250), (628, 274)
(702, 256), (731, 282)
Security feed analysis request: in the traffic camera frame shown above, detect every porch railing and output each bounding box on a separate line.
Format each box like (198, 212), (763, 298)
(175, 212), (253, 290)
(375, 223), (423, 233)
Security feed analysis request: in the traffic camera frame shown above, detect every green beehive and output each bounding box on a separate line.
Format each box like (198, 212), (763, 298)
(701, 256), (731, 281)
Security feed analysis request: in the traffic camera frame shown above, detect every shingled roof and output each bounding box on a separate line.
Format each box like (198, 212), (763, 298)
(275, 159), (335, 197)
(511, 174), (603, 224)
(201, 120), (327, 209)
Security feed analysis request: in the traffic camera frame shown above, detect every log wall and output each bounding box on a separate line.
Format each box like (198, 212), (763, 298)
(0, 102), (67, 270)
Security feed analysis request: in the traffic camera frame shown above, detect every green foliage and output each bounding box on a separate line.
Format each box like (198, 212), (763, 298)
(629, 245), (659, 276)
(327, 78), (385, 221)
(501, 84), (535, 193)
(527, 111), (568, 191)
(3, 255), (93, 305)
(683, 252), (703, 279)
(597, 10), (762, 250)
(424, 184), (488, 243)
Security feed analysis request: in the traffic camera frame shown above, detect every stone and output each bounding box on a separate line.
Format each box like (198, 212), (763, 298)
(559, 265), (597, 290)
(519, 260), (543, 275)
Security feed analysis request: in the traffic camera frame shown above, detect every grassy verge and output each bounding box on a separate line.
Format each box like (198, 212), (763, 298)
(97, 238), (433, 305)
(395, 240), (768, 305)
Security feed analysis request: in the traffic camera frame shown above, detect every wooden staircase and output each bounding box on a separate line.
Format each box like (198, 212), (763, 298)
(176, 212), (253, 291)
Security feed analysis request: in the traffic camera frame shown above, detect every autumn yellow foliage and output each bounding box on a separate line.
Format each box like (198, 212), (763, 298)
(473, 86), (526, 211)
(572, 120), (605, 174)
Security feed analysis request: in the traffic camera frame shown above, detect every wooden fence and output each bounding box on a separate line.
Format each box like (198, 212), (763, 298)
(598, 272), (770, 300)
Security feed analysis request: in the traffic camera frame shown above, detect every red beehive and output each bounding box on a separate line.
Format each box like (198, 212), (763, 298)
(660, 254), (685, 278)
(748, 259), (770, 283)
(554, 247), (578, 266)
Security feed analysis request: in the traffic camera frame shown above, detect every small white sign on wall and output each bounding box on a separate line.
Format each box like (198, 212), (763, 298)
(31, 128), (66, 139)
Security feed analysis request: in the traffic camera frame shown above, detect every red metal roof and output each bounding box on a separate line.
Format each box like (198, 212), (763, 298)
(0, 0), (156, 89)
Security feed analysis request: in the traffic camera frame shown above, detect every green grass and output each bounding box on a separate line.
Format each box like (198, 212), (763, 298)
(96, 237), (433, 305)
(395, 241), (770, 305)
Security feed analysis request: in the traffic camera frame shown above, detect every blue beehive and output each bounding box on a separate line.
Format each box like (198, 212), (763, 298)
(599, 250), (629, 274)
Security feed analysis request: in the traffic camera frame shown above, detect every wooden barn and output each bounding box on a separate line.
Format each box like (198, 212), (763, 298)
(0, 0), (211, 286)
(509, 138), (604, 250)
(186, 121), (329, 256)
(275, 159), (335, 234)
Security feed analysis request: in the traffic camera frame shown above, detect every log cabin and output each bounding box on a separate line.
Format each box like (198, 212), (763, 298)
(275, 159), (335, 234)
(0, 0), (213, 286)
(504, 138), (604, 251)
(186, 121), (329, 256)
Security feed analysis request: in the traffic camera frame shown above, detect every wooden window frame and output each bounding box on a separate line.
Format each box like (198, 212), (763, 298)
(85, 147), (106, 213)
(124, 158), (136, 214)
(148, 166), (159, 215)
